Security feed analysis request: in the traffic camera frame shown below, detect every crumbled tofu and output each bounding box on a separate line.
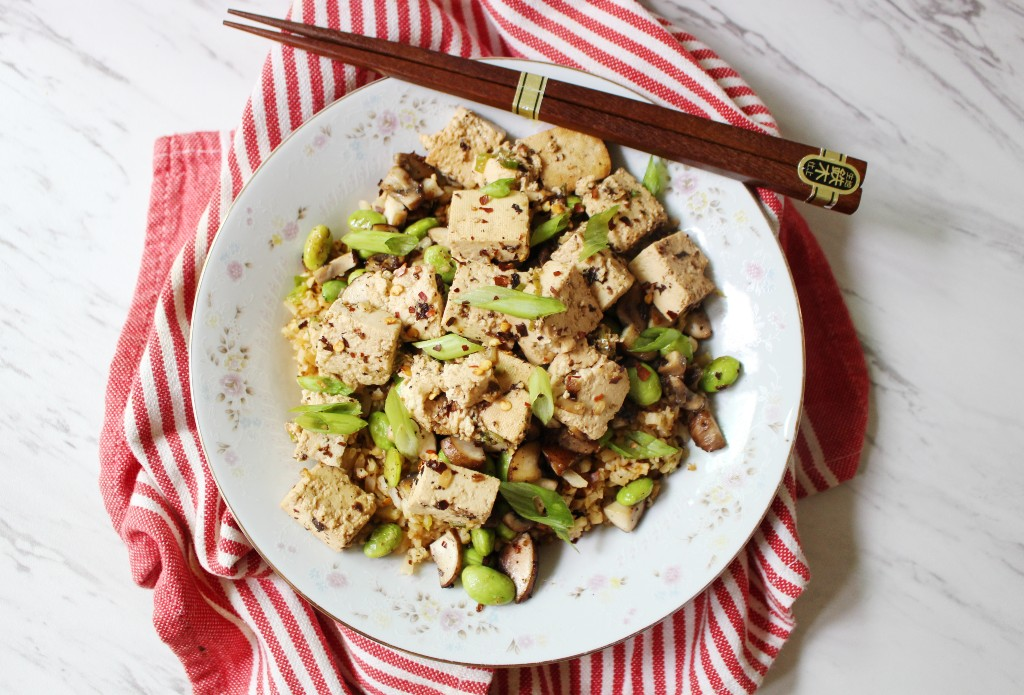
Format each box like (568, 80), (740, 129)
(441, 261), (532, 346)
(628, 231), (716, 320)
(404, 460), (501, 528)
(400, 355), (476, 440)
(441, 352), (495, 409)
(476, 386), (532, 448)
(549, 229), (635, 310)
(315, 302), (401, 386)
(493, 350), (534, 391)
(475, 143), (543, 189)
(342, 267), (443, 341)
(520, 127), (611, 193)
(575, 168), (667, 252)
(519, 261), (602, 365)
(285, 390), (359, 467)
(280, 464), (377, 550)
(548, 344), (629, 440)
(419, 107), (506, 187)
(447, 190), (531, 263)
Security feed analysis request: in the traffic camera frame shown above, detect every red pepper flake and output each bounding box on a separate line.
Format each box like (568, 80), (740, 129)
(479, 195), (491, 205)
(638, 365), (652, 381)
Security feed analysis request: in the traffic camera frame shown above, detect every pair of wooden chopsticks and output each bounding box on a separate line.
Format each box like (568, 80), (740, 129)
(225, 10), (866, 214)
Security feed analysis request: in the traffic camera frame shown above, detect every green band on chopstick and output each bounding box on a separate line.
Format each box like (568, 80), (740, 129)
(513, 72), (548, 120)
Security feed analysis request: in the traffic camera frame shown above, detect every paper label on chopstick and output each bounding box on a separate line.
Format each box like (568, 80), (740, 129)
(798, 149), (861, 208)
(513, 72), (548, 120)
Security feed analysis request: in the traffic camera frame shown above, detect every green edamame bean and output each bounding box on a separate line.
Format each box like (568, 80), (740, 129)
(321, 279), (345, 304)
(495, 523), (516, 541)
(348, 268), (367, 283)
(616, 477), (654, 507)
(470, 528), (495, 557)
(383, 448), (403, 489)
(463, 546), (486, 566)
(347, 209), (387, 232)
(302, 225), (332, 270)
(363, 523), (403, 558)
(404, 216), (438, 241)
(461, 565), (515, 606)
(700, 356), (742, 392)
(368, 411), (395, 450)
(423, 245), (456, 284)
(627, 362), (662, 406)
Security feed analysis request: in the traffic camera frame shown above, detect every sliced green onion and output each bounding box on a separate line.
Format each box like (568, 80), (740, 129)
(479, 177), (516, 198)
(528, 366), (554, 425)
(413, 333), (484, 360)
(529, 212), (569, 246)
(286, 275), (309, 304)
(642, 156), (669, 197)
(578, 205), (618, 260)
(601, 430), (679, 460)
(341, 231), (418, 257)
(499, 482), (574, 544)
(289, 400), (361, 415)
(661, 334), (694, 360)
(628, 327), (682, 353)
(474, 152), (494, 173)
(293, 412), (367, 436)
(385, 385), (420, 459)
(296, 375), (353, 396)
(460, 286), (566, 319)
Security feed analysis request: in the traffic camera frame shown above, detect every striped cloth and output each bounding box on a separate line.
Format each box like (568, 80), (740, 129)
(99, 1), (869, 693)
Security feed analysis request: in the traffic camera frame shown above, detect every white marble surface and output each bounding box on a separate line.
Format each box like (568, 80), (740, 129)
(1, 0), (1021, 692)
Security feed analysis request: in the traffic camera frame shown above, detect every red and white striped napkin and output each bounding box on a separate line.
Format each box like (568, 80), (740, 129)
(99, 1), (868, 692)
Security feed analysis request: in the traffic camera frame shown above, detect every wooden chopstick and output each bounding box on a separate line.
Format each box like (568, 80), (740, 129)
(225, 11), (866, 214)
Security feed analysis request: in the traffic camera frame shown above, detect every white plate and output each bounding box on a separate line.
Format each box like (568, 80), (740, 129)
(190, 59), (803, 667)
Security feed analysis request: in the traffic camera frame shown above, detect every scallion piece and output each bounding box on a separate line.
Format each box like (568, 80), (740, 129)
(642, 156), (669, 196)
(341, 231), (418, 257)
(296, 375), (353, 396)
(499, 482), (574, 544)
(385, 384), (419, 459)
(293, 412), (367, 436)
(460, 286), (566, 320)
(474, 152), (494, 173)
(528, 366), (554, 425)
(413, 333), (484, 360)
(601, 430), (679, 460)
(529, 212), (569, 246)
(479, 178), (516, 198)
(628, 327), (682, 353)
(289, 400), (361, 415)
(578, 205), (619, 260)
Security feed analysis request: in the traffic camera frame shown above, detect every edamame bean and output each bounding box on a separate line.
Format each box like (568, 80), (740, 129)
(368, 411), (395, 450)
(463, 547), (486, 567)
(347, 209), (387, 232)
(616, 477), (654, 507)
(302, 225), (332, 270)
(627, 362), (662, 406)
(404, 216), (438, 241)
(470, 528), (495, 557)
(495, 523), (516, 541)
(383, 448), (403, 489)
(423, 245), (456, 284)
(321, 279), (345, 304)
(363, 523), (403, 558)
(348, 268), (367, 283)
(461, 565), (516, 606)
(700, 356), (741, 392)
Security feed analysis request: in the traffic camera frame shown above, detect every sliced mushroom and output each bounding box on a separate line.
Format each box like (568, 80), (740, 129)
(560, 469), (589, 489)
(616, 283), (649, 336)
(541, 443), (580, 476)
(382, 194), (408, 227)
(503, 511), (534, 534)
(380, 165), (423, 210)
(657, 351), (687, 377)
(395, 151), (437, 181)
(311, 251), (357, 285)
(505, 441), (542, 482)
(688, 405), (726, 452)
(440, 437), (487, 468)
(427, 225), (449, 246)
(556, 427), (601, 454)
(499, 533), (538, 603)
(684, 306), (712, 339)
(429, 529), (462, 588)
(603, 499), (645, 532)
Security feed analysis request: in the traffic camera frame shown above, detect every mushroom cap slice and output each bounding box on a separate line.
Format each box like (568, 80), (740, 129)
(440, 436), (487, 468)
(603, 500), (645, 532)
(429, 529), (463, 588)
(498, 532), (538, 603)
(505, 441), (542, 482)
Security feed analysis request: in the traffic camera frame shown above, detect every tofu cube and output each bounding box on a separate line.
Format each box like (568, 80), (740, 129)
(441, 261), (532, 346)
(404, 460), (501, 528)
(493, 350), (534, 391)
(400, 355), (476, 440)
(315, 302), (401, 386)
(447, 189), (531, 263)
(280, 464), (377, 551)
(575, 168), (667, 252)
(549, 229), (635, 310)
(388, 264), (444, 340)
(441, 352), (495, 409)
(627, 231), (716, 320)
(285, 390), (358, 467)
(476, 386), (532, 448)
(548, 345), (629, 440)
(520, 127), (611, 193)
(519, 261), (602, 365)
(341, 271), (390, 308)
(419, 107), (506, 187)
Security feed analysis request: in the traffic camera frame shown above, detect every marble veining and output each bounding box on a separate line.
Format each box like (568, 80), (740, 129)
(1, 0), (1022, 692)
